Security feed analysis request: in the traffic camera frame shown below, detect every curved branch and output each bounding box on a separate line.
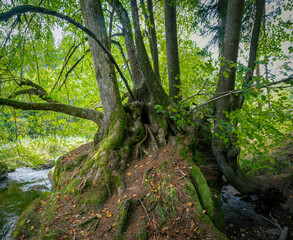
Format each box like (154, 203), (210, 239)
(0, 4), (136, 101)
(0, 97), (103, 125)
(9, 88), (54, 102)
(12, 78), (55, 102)
(112, 40), (132, 79)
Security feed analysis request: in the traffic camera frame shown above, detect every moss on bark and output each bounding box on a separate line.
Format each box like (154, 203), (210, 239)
(189, 164), (214, 220)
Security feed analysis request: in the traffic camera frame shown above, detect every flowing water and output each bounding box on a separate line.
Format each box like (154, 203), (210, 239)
(0, 168), (52, 240)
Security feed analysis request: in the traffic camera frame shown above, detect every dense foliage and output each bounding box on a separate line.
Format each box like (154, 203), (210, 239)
(0, 0), (292, 174)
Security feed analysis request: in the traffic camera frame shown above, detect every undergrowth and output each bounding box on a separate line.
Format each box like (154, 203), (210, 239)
(0, 136), (90, 169)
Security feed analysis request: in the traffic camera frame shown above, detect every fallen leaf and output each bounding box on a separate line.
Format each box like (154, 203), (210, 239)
(30, 226), (34, 230)
(106, 212), (113, 218)
(127, 172), (131, 176)
(188, 202), (193, 206)
(96, 214), (102, 219)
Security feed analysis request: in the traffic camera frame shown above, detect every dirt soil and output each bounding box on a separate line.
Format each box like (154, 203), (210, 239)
(33, 141), (293, 240)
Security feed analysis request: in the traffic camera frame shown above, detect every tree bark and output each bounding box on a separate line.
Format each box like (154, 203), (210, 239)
(81, 0), (124, 122)
(213, 0), (261, 193)
(130, 0), (169, 105)
(165, 0), (181, 102)
(217, 0), (228, 58)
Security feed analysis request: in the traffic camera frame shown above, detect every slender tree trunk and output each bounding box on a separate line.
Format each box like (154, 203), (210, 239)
(263, 5), (271, 109)
(81, 0), (124, 122)
(130, 0), (169, 105)
(213, 0), (260, 193)
(145, 0), (161, 82)
(217, 0), (228, 58)
(106, 0), (146, 100)
(239, 0), (265, 108)
(165, 0), (181, 102)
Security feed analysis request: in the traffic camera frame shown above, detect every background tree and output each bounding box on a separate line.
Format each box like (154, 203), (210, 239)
(165, 0), (181, 102)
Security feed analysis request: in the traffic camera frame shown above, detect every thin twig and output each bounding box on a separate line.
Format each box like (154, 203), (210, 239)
(139, 198), (154, 229)
(182, 75), (293, 106)
(260, 214), (282, 231)
(58, 228), (69, 235)
(73, 214), (98, 227)
(108, 1), (115, 50)
(94, 219), (100, 231)
(181, 78), (209, 102)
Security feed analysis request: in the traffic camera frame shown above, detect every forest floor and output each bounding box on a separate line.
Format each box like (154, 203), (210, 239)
(42, 142), (223, 240)
(35, 140), (293, 240)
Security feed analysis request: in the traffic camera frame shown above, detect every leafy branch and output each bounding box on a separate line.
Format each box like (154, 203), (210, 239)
(0, 4), (136, 100)
(184, 75), (293, 116)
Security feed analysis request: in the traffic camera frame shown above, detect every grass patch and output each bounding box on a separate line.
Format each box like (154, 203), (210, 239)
(0, 136), (90, 169)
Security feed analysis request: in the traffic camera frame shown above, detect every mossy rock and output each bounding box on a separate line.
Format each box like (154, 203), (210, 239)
(9, 191), (52, 240)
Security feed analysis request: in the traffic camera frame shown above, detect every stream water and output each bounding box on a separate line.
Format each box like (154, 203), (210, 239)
(0, 168), (51, 240)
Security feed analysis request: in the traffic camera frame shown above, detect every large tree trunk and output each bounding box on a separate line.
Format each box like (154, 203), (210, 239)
(213, 0), (261, 193)
(130, 0), (169, 106)
(164, 0), (181, 102)
(81, 0), (124, 123)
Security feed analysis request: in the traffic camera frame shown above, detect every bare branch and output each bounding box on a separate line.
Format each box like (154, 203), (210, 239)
(9, 88), (54, 102)
(108, 2), (116, 50)
(184, 75), (293, 116)
(112, 40), (132, 79)
(0, 97), (103, 125)
(59, 49), (90, 90)
(112, 32), (124, 37)
(52, 42), (81, 93)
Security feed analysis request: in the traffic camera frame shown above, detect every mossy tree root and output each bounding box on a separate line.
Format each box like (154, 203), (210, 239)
(114, 198), (133, 238)
(188, 163), (214, 220)
(185, 178), (228, 240)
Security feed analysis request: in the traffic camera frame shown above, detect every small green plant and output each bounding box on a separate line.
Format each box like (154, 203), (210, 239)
(155, 103), (195, 130)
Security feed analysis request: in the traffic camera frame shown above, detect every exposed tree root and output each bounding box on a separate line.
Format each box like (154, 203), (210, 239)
(114, 198), (132, 237)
